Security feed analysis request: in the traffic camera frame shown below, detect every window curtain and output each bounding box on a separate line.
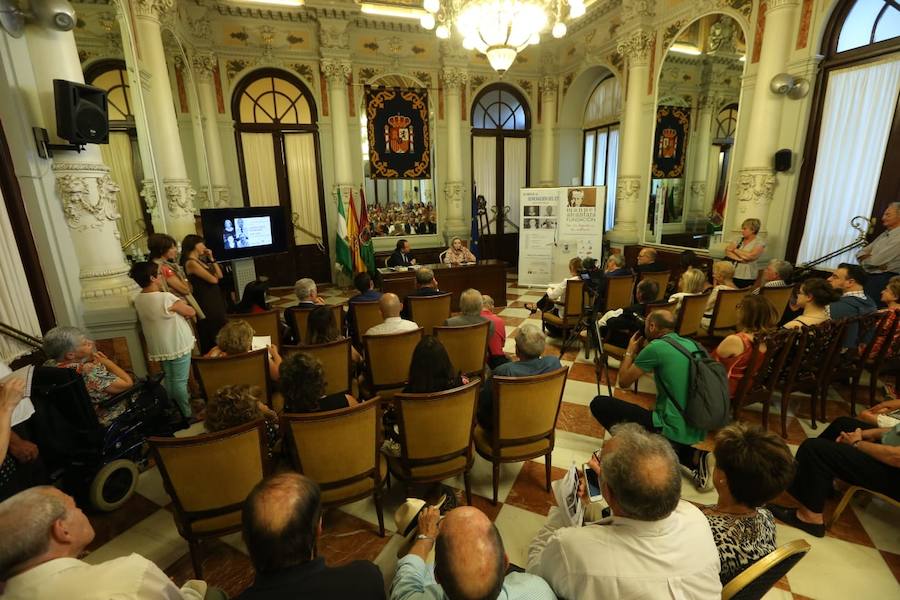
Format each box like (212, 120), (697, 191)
(99, 132), (144, 252)
(284, 133), (322, 245)
(797, 57), (900, 269)
(473, 136), (497, 233)
(606, 127), (619, 231)
(0, 184), (41, 363)
(504, 137), (527, 232)
(240, 133), (280, 206)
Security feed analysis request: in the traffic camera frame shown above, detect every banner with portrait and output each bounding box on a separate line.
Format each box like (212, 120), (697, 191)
(365, 86), (431, 179)
(651, 106), (691, 179)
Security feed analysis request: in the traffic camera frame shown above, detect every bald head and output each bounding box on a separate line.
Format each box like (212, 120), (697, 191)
(434, 507), (506, 600)
(646, 309), (675, 338)
(379, 292), (403, 319)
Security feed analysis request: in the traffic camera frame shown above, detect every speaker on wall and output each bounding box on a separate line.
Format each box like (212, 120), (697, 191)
(774, 149), (792, 172)
(53, 79), (109, 145)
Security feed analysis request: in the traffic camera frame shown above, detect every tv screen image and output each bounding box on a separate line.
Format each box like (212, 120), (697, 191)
(201, 206), (289, 261)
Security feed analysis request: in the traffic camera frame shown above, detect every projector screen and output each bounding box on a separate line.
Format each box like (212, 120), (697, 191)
(201, 206), (289, 261)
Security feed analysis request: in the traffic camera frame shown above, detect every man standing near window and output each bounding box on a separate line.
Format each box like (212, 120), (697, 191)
(857, 202), (900, 306)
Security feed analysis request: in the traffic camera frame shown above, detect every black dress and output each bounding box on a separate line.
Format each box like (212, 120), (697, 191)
(186, 258), (227, 354)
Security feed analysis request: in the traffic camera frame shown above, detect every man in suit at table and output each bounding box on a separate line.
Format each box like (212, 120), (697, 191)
(387, 239), (416, 267)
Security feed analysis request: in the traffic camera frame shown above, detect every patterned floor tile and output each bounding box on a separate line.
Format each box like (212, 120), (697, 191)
(165, 539), (255, 597)
(86, 493), (163, 552)
(319, 510), (393, 566)
(556, 402), (606, 439)
(504, 461), (567, 516)
(879, 550), (900, 585)
(493, 503), (552, 568)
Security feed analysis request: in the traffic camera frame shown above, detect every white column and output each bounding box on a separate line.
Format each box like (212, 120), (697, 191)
(321, 58), (354, 187)
(539, 76), (558, 187)
(687, 95), (715, 219)
(608, 30), (653, 244)
(192, 52), (230, 208)
(734, 0), (799, 237)
(442, 67), (468, 236)
(134, 0), (196, 239)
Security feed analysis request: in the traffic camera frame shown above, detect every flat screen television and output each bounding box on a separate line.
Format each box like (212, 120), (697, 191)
(200, 206), (289, 261)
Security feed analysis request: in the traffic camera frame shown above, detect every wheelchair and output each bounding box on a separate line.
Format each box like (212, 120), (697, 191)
(26, 366), (185, 511)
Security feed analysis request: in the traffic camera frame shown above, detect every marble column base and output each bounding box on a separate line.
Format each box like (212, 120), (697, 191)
(607, 175), (642, 244)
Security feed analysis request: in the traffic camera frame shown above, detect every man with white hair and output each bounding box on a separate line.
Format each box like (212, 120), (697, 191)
(0, 486), (218, 599)
(294, 278), (325, 307)
(751, 259), (793, 295)
(604, 254), (631, 276)
(445, 289), (494, 339)
(857, 202), (900, 305)
(476, 325), (562, 430)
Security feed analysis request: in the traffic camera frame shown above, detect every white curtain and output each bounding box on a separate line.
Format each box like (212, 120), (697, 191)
(473, 136), (497, 233)
(504, 137), (527, 232)
(240, 133), (280, 206)
(0, 184), (42, 363)
(99, 132), (144, 251)
(284, 133), (322, 246)
(797, 57), (900, 269)
(606, 126), (619, 231)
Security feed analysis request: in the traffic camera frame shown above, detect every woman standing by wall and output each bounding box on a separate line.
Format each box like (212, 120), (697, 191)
(181, 235), (227, 354)
(726, 219), (766, 288)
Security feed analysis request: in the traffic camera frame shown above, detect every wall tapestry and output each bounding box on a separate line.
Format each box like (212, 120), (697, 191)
(365, 86), (431, 179)
(652, 106), (691, 179)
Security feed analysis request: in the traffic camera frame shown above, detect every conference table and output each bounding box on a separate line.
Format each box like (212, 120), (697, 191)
(377, 259), (508, 311)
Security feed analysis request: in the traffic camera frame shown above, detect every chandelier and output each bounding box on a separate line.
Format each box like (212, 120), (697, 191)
(420, 0), (586, 73)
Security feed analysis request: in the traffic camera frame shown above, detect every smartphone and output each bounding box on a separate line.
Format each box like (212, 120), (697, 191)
(582, 464), (603, 503)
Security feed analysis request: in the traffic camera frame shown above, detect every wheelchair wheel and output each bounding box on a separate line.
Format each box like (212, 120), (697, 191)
(89, 459), (139, 512)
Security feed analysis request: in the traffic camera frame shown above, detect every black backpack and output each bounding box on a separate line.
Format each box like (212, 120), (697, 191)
(655, 337), (731, 431)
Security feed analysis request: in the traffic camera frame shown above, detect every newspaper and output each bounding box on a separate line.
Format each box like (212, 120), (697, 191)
(251, 336), (271, 351)
(551, 464), (584, 527)
(1, 364), (36, 427)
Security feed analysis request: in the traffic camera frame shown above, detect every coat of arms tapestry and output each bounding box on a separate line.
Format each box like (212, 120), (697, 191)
(652, 106), (691, 179)
(365, 86), (431, 179)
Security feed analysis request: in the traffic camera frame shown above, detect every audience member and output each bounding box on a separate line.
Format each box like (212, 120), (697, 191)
(860, 398), (900, 427)
(445, 288), (494, 340)
(205, 319), (282, 381)
(480, 295), (509, 369)
(393, 505), (555, 600)
(668, 267), (708, 314)
(181, 234), (227, 354)
(857, 202), (900, 305)
(409, 268), (442, 298)
(769, 416), (900, 538)
(477, 326), (561, 429)
(294, 278), (326, 307)
(147, 232), (192, 299)
(280, 352), (356, 413)
(404, 336), (464, 394)
(527, 423), (721, 599)
(597, 279), (659, 348)
(0, 376), (26, 500)
(827, 263), (878, 346)
(546, 257), (583, 305)
(712, 295), (779, 397)
(633, 247), (667, 274)
(238, 473), (385, 599)
(604, 254), (631, 276)
(726, 218), (766, 288)
(348, 272), (384, 341)
(0, 486), (217, 599)
(783, 277), (839, 329)
(591, 310), (716, 490)
(866, 275), (900, 358)
(751, 259), (793, 295)
(206, 384), (278, 451)
(130, 261), (196, 418)
(443, 237), (477, 265)
(234, 279), (272, 314)
(367, 293), (419, 336)
(388, 239), (416, 267)
(42, 326), (133, 425)
(305, 306), (363, 366)
(701, 261), (738, 328)
(701, 423), (794, 584)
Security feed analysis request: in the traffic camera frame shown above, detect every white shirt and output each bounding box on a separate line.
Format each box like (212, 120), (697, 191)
(859, 227), (900, 273)
(132, 291), (195, 361)
(2, 555), (206, 600)
(366, 316), (419, 336)
(527, 501), (722, 600)
(547, 276), (578, 303)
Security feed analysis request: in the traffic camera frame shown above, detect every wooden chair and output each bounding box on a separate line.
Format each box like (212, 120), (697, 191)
(287, 304), (344, 343)
(731, 328), (797, 427)
(857, 313), (900, 412)
(408, 293), (452, 335)
(826, 485), (900, 529)
(721, 540), (811, 600)
(703, 287), (752, 337)
(148, 420), (270, 578)
(193, 348), (270, 402)
(760, 285), (794, 322)
(281, 338), (353, 396)
(349, 301), (384, 346)
(542, 279), (585, 343)
(639, 270), (670, 301)
(673, 292), (710, 337)
(434, 321), (491, 377)
(388, 380), (481, 504)
(282, 399), (386, 536)
(647, 299), (678, 313)
(603, 274), (635, 312)
(474, 367), (569, 504)
(363, 328), (424, 399)
(228, 309), (281, 347)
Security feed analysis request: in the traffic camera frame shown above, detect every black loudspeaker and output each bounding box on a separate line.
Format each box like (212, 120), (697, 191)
(774, 149), (792, 172)
(53, 79), (109, 145)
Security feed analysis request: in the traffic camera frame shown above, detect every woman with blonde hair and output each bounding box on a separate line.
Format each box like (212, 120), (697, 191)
(205, 319), (282, 381)
(701, 261), (738, 329)
(713, 295), (779, 397)
(443, 237), (477, 265)
(668, 267), (707, 313)
(726, 218), (766, 288)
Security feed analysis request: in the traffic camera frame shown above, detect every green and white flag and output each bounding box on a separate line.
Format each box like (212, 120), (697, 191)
(335, 188), (352, 275)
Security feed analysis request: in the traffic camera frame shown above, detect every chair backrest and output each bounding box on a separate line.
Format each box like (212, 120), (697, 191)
(282, 400), (382, 498)
(288, 304), (344, 343)
(229, 310), (281, 347)
(722, 540), (811, 600)
(434, 321), (490, 376)
(492, 367), (568, 442)
(363, 328), (424, 396)
(759, 286), (794, 322)
(674, 292), (710, 337)
(647, 300), (678, 313)
(604, 275), (636, 312)
(562, 279), (586, 320)
(350, 301), (384, 345)
(640, 271), (671, 301)
(732, 328), (797, 410)
(708, 287), (753, 333)
(394, 380), (480, 474)
(193, 348), (270, 401)
(439, 249), (449, 264)
(408, 293), (452, 335)
(149, 420), (268, 535)
(288, 338), (353, 395)
(782, 320), (845, 391)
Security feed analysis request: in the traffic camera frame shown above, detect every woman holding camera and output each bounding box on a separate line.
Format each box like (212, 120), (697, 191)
(181, 234), (228, 354)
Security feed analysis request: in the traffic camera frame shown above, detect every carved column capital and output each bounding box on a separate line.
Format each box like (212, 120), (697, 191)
(133, 0), (175, 21)
(53, 163), (122, 233)
(163, 178), (197, 217)
(191, 52), (218, 82)
(539, 76), (559, 95)
(736, 168), (776, 207)
(616, 30), (654, 67)
(616, 176), (642, 205)
(321, 58), (352, 86)
(441, 67), (469, 92)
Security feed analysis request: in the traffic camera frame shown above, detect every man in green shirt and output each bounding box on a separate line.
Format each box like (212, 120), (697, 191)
(590, 310), (714, 490)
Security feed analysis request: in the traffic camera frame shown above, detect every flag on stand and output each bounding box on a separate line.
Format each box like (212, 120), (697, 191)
(335, 188), (353, 275)
(470, 183), (481, 260)
(348, 190), (364, 273)
(358, 187), (377, 275)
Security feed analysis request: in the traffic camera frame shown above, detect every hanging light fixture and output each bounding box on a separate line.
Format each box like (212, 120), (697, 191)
(421, 0), (586, 74)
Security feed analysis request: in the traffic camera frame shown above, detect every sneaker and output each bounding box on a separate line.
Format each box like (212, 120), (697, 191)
(691, 450), (715, 492)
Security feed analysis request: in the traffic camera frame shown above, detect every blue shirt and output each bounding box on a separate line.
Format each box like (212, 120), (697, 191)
(391, 555), (556, 600)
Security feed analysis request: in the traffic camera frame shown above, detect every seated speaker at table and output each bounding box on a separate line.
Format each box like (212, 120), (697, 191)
(443, 237), (477, 265)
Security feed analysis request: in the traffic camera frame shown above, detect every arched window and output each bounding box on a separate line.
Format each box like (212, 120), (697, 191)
(713, 104), (739, 141)
(86, 61), (134, 123)
(581, 75), (621, 230)
(787, 0), (900, 267)
(232, 69), (329, 282)
(471, 84), (530, 263)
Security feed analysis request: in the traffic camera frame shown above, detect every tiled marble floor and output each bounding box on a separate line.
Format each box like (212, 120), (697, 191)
(81, 273), (900, 599)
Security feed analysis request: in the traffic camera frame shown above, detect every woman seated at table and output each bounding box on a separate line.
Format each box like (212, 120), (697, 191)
(204, 319), (282, 381)
(305, 306), (362, 366)
(279, 352), (357, 413)
(712, 295), (779, 397)
(783, 278), (839, 329)
(443, 237), (477, 265)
